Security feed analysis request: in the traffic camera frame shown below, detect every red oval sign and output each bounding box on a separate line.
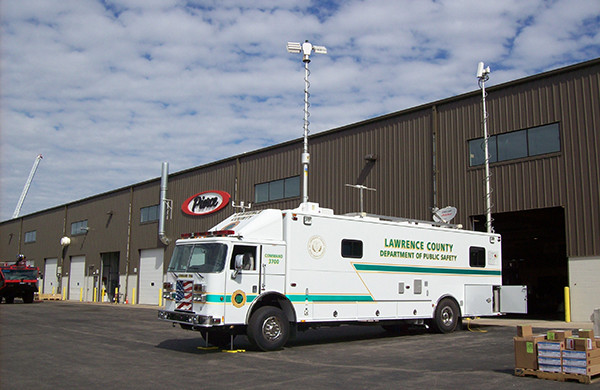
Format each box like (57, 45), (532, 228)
(182, 191), (231, 216)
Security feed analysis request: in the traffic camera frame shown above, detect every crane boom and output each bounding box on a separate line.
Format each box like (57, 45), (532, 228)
(12, 154), (43, 219)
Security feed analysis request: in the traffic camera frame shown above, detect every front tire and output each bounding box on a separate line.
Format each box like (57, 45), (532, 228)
(247, 306), (289, 351)
(23, 291), (34, 303)
(432, 298), (460, 333)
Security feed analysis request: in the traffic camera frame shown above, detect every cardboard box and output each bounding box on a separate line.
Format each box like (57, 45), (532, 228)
(578, 329), (595, 339)
(562, 364), (600, 376)
(538, 349), (561, 358)
(538, 364), (562, 373)
(566, 338), (594, 351)
(562, 348), (600, 360)
(547, 330), (572, 341)
(514, 335), (546, 370)
(538, 356), (561, 366)
(538, 341), (564, 351)
(562, 357), (587, 367)
(517, 325), (533, 337)
(596, 337), (600, 348)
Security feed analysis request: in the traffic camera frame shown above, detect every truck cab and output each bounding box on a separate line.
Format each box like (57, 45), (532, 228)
(0, 262), (39, 304)
(158, 209), (292, 350)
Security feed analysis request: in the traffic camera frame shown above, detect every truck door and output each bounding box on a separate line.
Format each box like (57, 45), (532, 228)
(225, 245), (260, 324)
(261, 244), (285, 293)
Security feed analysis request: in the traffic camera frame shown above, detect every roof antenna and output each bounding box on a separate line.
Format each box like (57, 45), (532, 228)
(287, 40), (327, 206)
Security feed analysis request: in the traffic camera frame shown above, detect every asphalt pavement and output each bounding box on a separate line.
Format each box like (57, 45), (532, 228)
(1, 300), (598, 389)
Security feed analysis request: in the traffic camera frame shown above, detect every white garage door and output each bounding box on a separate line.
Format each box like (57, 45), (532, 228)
(43, 258), (58, 294)
(139, 249), (164, 305)
(69, 256), (86, 301)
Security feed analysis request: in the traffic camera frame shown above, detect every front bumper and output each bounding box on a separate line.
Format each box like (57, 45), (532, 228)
(158, 310), (218, 326)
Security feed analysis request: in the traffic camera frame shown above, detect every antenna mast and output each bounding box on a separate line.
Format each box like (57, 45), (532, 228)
(477, 62), (493, 233)
(13, 154), (43, 219)
(287, 40), (327, 205)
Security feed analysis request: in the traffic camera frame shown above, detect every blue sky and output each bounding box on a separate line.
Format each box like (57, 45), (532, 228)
(1, 0), (599, 221)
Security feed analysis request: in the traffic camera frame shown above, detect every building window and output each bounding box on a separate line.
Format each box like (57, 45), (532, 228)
(255, 176), (300, 203)
(469, 123), (560, 166)
(24, 230), (36, 243)
(469, 246), (486, 268)
(141, 204), (160, 223)
(341, 239), (363, 258)
(71, 220), (88, 235)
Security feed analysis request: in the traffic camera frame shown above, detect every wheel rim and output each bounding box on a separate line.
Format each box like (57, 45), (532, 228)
(261, 315), (283, 341)
(441, 306), (454, 327)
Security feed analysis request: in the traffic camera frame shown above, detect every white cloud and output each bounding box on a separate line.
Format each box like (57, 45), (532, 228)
(1, 0), (599, 220)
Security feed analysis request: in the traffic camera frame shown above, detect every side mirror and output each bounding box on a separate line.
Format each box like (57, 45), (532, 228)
(231, 254), (244, 279)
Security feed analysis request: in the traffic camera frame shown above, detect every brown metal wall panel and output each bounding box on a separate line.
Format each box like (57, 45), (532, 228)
(0, 208), (65, 268)
(308, 111), (433, 220)
(437, 60), (599, 257)
(62, 190), (132, 273)
(1, 58), (598, 273)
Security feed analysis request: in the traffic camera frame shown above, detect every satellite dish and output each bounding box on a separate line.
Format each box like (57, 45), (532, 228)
(432, 206), (457, 223)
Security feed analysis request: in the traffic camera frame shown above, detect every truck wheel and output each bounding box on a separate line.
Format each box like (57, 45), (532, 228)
(432, 298), (460, 333)
(247, 306), (289, 351)
(5, 296), (14, 304)
(23, 292), (34, 303)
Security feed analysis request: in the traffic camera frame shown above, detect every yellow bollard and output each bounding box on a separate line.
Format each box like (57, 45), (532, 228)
(564, 286), (571, 323)
(52, 286), (55, 294)
(62, 288), (66, 300)
(159, 288), (163, 307)
(132, 288), (136, 305)
(115, 287), (119, 303)
(80, 287), (83, 302)
(102, 287), (106, 302)
(93, 287), (97, 302)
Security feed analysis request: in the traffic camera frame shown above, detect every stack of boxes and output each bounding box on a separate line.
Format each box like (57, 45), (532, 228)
(514, 325), (600, 377)
(562, 330), (600, 375)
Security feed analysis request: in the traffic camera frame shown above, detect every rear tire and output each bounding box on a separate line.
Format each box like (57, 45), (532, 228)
(432, 298), (460, 333)
(247, 306), (289, 351)
(5, 296), (14, 304)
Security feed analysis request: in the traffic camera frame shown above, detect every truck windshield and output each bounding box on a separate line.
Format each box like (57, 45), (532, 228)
(167, 243), (228, 273)
(2, 269), (38, 280)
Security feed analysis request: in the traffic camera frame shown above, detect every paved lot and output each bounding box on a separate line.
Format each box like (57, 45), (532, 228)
(0, 300), (596, 389)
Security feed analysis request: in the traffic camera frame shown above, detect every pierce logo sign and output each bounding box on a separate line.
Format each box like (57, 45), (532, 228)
(182, 191), (230, 216)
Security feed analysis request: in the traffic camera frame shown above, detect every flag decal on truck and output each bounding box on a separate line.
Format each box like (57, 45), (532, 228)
(175, 280), (193, 310)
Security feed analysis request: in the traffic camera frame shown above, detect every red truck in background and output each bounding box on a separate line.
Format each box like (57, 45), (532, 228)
(0, 255), (39, 304)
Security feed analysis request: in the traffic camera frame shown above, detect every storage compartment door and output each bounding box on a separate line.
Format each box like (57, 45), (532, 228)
(464, 285), (494, 316)
(499, 285), (527, 314)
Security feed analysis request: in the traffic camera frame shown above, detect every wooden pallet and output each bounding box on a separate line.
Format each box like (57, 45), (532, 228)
(515, 368), (600, 384)
(38, 293), (62, 301)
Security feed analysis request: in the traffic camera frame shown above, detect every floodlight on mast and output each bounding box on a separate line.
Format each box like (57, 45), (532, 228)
(287, 40), (327, 205)
(477, 62), (493, 233)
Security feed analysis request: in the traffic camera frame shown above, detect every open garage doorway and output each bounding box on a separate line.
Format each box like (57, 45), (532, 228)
(472, 207), (567, 319)
(101, 252), (120, 303)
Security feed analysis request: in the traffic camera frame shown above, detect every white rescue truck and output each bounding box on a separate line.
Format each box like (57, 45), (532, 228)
(158, 202), (526, 351)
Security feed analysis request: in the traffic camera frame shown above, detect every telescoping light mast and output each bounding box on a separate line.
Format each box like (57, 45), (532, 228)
(286, 40), (327, 205)
(477, 62), (493, 233)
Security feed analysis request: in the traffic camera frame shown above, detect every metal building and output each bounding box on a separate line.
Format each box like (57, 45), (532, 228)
(1, 58), (598, 321)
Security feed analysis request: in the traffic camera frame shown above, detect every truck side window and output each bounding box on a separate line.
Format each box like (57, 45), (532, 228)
(341, 239), (363, 258)
(230, 245), (257, 271)
(469, 246), (486, 267)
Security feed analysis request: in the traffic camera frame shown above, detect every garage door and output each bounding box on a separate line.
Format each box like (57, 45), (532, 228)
(43, 258), (58, 294)
(69, 256), (86, 301)
(139, 249), (164, 305)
